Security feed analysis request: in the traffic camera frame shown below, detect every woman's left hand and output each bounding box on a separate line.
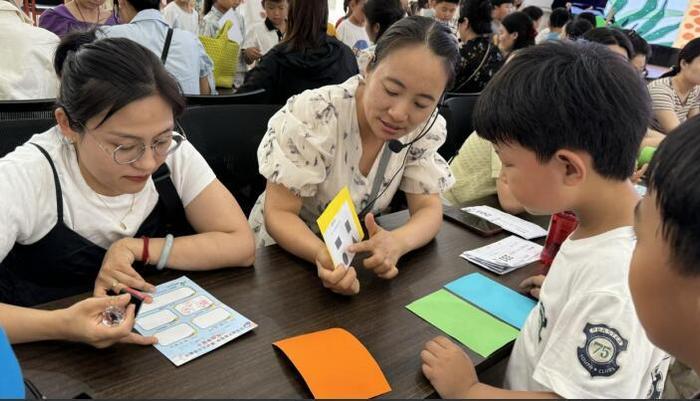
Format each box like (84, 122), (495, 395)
(94, 238), (156, 297)
(348, 213), (404, 279)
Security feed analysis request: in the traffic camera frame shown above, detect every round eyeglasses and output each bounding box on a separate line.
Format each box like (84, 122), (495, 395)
(87, 130), (187, 165)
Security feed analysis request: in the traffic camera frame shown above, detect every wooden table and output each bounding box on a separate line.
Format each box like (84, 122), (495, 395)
(13, 197), (549, 398)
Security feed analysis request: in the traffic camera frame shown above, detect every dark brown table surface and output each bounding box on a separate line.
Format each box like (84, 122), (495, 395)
(13, 196), (550, 398)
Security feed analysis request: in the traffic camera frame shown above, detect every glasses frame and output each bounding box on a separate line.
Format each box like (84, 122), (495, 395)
(81, 121), (188, 165)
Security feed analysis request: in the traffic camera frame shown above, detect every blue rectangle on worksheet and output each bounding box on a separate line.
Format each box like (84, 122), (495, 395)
(444, 273), (536, 329)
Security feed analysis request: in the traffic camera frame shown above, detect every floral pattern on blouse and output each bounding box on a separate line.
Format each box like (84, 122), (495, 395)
(248, 75), (455, 247)
(452, 35), (504, 94)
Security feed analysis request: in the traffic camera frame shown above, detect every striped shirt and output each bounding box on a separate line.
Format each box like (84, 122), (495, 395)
(648, 77), (700, 126)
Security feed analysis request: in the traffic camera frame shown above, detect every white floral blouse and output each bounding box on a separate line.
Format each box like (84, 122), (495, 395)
(249, 75), (455, 247)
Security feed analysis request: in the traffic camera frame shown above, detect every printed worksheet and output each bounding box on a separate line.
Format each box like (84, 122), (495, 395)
(460, 235), (543, 275)
(462, 205), (548, 239)
(134, 276), (257, 366)
(317, 187), (365, 268)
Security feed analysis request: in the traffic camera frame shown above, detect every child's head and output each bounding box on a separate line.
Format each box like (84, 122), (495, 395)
(576, 11), (596, 26)
(498, 11), (535, 54)
(623, 29), (650, 76)
(429, 0), (458, 23)
(583, 27), (633, 60)
(491, 0), (514, 22)
(629, 116), (700, 372)
(203, 0), (239, 14)
(562, 17), (592, 40)
(520, 5), (542, 29)
(662, 37), (700, 84)
(549, 7), (570, 30)
(262, 0), (288, 26)
(457, 0), (492, 39)
(363, 0), (405, 43)
(473, 41), (649, 214)
(348, 0), (368, 22)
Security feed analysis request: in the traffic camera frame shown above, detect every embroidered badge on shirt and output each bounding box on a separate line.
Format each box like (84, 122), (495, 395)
(577, 323), (628, 377)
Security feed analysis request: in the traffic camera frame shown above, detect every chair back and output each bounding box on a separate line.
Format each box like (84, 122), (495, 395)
(179, 103), (282, 215)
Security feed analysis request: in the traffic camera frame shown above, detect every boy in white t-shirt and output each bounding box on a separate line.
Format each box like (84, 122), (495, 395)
(420, 41), (670, 398)
(242, 0), (288, 65)
(162, 0), (199, 34)
(336, 0), (370, 56)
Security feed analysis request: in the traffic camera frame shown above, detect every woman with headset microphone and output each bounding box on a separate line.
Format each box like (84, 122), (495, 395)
(248, 16), (459, 295)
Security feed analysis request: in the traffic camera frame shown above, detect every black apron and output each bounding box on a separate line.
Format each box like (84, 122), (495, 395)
(0, 143), (194, 307)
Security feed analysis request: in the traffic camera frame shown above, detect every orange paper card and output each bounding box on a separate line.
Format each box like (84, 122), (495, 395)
(273, 328), (391, 399)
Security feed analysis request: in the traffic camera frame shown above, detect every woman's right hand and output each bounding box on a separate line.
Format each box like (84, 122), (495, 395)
(59, 294), (157, 348)
(315, 245), (360, 295)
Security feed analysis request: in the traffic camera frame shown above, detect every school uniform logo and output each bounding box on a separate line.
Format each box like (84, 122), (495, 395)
(577, 323), (628, 377)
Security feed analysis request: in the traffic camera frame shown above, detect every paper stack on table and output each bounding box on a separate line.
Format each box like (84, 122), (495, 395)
(462, 205), (547, 239)
(460, 235), (543, 275)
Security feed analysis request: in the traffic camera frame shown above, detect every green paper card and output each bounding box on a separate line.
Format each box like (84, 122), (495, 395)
(407, 289), (519, 357)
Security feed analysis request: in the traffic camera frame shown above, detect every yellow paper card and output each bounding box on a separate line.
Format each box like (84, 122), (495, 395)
(316, 187), (365, 267)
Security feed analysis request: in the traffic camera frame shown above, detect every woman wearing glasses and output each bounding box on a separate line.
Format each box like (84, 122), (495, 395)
(0, 32), (254, 347)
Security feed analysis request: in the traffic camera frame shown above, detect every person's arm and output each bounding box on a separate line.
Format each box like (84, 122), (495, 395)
(688, 106), (699, 119)
(199, 76), (212, 95)
(496, 169), (524, 214)
(654, 109), (681, 134)
(641, 128), (666, 148)
(264, 181), (323, 263)
(392, 192), (443, 252)
(95, 179), (255, 295)
(264, 181), (360, 295)
(0, 295), (155, 347)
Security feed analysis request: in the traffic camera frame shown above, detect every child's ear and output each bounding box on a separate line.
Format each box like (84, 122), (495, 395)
(554, 149), (586, 186)
(372, 22), (380, 37)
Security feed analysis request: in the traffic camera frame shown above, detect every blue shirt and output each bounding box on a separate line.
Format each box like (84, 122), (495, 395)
(99, 9), (214, 95)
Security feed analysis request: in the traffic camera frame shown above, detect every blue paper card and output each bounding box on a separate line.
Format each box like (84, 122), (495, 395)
(445, 273), (536, 329)
(0, 329), (24, 399)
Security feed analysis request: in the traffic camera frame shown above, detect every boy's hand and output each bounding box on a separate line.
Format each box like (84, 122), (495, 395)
(421, 336), (477, 399)
(520, 274), (546, 299)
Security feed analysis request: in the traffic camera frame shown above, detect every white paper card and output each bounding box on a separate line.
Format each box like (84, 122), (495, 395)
(462, 205), (548, 239)
(460, 235), (543, 275)
(321, 202), (362, 268)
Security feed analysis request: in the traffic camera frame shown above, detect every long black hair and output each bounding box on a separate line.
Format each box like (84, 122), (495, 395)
(661, 37), (700, 78)
(458, 0), (493, 35)
(502, 11), (536, 51)
(54, 30), (185, 131)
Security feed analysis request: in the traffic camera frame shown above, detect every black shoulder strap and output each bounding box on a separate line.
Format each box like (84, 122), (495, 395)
(161, 27), (174, 64)
(30, 143), (63, 221)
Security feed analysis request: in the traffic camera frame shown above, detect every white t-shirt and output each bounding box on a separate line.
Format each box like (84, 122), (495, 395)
(0, 1), (59, 100)
(0, 127), (216, 260)
(336, 19), (370, 56)
(505, 227), (670, 399)
(243, 19), (282, 58)
(162, 1), (199, 35)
